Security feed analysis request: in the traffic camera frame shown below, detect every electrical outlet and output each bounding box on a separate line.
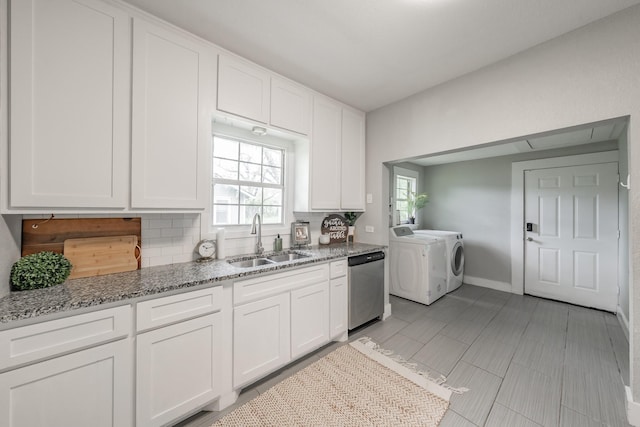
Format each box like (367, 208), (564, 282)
(366, 193), (373, 203)
(365, 225), (374, 233)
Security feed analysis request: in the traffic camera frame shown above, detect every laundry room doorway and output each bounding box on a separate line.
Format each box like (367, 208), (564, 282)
(523, 161), (618, 311)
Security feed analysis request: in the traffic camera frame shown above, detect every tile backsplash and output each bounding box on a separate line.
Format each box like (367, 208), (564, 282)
(140, 214), (201, 267)
(22, 211), (345, 269)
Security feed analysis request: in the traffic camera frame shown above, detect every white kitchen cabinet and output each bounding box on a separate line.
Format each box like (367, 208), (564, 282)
(340, 108), (366, 210)
(217, 54), (270, 124)
(233, 293), (291, 388)
(330, 260), (349, 340)
(310, 96), (343, 210)
(291, 282), (330, 359)
(295, 95), (366, 212)
(270, 77), (311, 135)
(131, 18), (215, 209)
(0, 306), (133, 426)
(136, 313), (222, 427)
(9, 0), (130, 208)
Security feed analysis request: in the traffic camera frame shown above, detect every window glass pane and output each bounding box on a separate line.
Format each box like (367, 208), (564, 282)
(240, 186), (262, 205)
(262, 166), (281, 185)
(241, 205), (261, 224)
(263, 147), (282, 167)
(213, 158), (238, 180)
(213, 137), (238, 160)
(396, 187), (408, 200)
(240, 142), (262, 164)
(263, 206), (282, 224)
(213, 136), (285, 226)
(263, 188), (282, 206)
(213, 183), (239, 204)
(239, 162), (262, 183)
(213, 205), (238, 225)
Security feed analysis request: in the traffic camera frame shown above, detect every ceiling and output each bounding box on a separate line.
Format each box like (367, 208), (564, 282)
(408, 120), (627, 166)
(123, 0), (639, 112)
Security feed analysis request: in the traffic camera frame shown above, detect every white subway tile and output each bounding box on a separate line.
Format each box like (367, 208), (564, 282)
(148, 255), (173, 267)
(162, 246), (183, 256)
(161, 228), (183, 238)
(172, 253), (195, 264)
(140, 247), (162, 257)
(149, 219), (172, 229)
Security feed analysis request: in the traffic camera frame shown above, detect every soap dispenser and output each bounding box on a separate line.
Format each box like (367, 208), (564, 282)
(274, 234), (283, 252)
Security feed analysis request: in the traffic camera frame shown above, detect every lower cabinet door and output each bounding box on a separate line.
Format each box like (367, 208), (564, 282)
(233, 293), (290, 388)
(291, 282), (330, 359)
(330, 275), (348, 339)
(136, 313), (222, 427)
(0, 339), (133, 427)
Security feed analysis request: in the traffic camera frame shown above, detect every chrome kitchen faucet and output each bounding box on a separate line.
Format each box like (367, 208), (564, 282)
(251, 213), (264, 255)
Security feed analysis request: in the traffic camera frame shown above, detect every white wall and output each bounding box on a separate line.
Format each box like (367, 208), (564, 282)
(0, 215), (21, 296)
(419, 141), (619, 288)
(362, 5), (640, 399)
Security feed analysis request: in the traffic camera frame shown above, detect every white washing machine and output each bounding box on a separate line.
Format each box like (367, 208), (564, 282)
(389, 226), (448, 305)
(414, 230), (464, 293)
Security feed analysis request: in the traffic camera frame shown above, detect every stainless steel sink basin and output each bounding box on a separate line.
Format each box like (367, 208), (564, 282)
(266, 252), (311, 263)
(228, 252), (311, 268)
(228, 258), (275, 268)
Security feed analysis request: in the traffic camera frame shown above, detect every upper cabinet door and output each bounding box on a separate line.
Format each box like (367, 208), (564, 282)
(9, 0), (130, 208)
(131, 18), (215, 209)
(217, 55), (270, 124)
(340, 108), (366, 210)
(270, 77), (311, 135)
(310, 96), (342, 210)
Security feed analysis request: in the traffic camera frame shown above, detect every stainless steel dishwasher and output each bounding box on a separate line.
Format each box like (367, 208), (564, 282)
(348, 251), (385, 330)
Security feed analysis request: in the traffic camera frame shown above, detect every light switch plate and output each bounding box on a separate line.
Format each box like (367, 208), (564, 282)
(365, 225), (374, 233)
(366, 193), (373, 204)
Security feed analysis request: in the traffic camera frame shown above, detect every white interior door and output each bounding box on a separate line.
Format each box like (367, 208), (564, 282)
(524, 162), (618, 311)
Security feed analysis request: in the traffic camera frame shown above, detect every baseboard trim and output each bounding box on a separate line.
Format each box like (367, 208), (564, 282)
(463, 275), (513, 294)
(626, 386), (640, 426)
(618, 308), (630, 342)
(383, 303), (392, 320)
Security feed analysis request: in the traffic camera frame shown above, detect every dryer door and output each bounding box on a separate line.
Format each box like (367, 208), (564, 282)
(389, 242), (428, 304)
(451, 241), (464, 276)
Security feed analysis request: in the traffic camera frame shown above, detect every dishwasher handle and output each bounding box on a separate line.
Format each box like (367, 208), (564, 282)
(348, 251), (385, 266)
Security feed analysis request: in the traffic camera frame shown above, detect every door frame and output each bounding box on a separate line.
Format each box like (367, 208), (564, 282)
(510, 150), (619, 295)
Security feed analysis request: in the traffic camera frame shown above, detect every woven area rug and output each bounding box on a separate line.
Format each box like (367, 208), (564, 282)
(212, 338), (453, 426)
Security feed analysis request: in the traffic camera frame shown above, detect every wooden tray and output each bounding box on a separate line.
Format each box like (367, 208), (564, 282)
(64, 235), (139, 279)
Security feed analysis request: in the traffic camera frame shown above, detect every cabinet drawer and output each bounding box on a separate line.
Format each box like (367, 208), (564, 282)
(330, 260), (348, 279)
(0, 305), (131, 371)
(137, 286), (222, 332)
(234, 264), (330, 306)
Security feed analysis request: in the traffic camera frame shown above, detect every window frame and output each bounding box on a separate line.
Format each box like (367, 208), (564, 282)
(204, 123), (296, 239)
(393, 166), (419, 224)
(212, 135), (285, 227)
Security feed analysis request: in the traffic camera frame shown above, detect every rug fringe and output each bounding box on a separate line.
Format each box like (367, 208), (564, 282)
(354, 337), (469, 395)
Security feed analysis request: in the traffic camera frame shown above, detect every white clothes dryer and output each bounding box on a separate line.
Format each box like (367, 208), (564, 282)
(414, 230), (464, 292)
(389, 226), (448, 305)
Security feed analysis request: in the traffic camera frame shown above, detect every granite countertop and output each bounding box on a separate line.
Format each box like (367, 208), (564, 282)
(0, 243), (385, 326)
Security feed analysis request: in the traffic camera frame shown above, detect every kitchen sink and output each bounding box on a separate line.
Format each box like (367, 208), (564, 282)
(228, 252), (311, 268)
(266, 252), (311, 263)
(228, 258), (276, 268)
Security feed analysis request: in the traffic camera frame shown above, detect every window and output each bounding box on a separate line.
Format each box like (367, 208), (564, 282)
(212, 135), (284, 225)
(393, 167), (418, 224)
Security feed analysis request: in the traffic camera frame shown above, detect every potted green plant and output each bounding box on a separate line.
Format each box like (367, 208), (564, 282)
(344, 212), (360, 243)
(407, 192), (428, 224)
(10, 251), (72, 291)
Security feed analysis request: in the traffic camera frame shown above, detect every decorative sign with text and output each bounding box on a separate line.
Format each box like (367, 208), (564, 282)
(321, 214), (348, 243)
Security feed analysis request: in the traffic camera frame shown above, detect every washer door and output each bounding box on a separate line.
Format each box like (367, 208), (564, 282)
(451, 241), (464, 276)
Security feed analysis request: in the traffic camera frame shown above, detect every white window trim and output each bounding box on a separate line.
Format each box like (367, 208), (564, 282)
(393, 166), (420, 223)
(202, 123), (296, 240)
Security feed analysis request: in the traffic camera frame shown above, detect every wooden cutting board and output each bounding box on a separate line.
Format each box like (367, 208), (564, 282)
(64, 235), (139, 279)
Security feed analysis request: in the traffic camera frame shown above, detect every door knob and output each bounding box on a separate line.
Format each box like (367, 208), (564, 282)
(527, 237), (533, 241)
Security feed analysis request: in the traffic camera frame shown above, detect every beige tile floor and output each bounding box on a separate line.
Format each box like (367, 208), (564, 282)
(176, 284), (630, 427)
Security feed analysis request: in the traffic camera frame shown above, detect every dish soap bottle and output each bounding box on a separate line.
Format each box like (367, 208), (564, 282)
(274, 234), (283, 252)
